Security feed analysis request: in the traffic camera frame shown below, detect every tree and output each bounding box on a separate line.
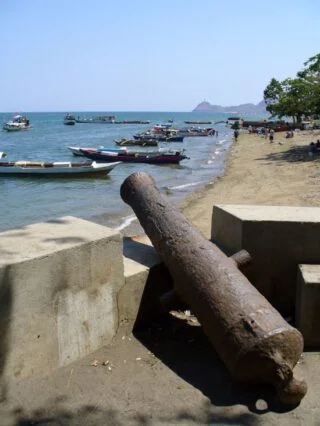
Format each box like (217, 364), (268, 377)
(263, 54), (320, 121)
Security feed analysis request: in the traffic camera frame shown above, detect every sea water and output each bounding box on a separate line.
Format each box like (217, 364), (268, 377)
(0, 111), (238, 234)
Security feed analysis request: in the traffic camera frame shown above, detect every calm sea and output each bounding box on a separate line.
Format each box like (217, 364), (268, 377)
(0, 111), (254, 234)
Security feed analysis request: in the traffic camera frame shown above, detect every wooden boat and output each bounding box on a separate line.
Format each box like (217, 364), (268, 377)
(67, 146), (125, 157)
(133, 133), (184, 142)
(184, 120), (212, 124)
(114, 138), (158, 147)
(114, 120), (151, 124)
(75, 115), (116, 123)
(0, 160), (121, 176)
(79, 148), (189, 164)
(3, 115), (32, 132)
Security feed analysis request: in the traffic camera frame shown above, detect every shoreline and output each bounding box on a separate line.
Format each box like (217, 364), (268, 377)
(181, 129), (320, 238)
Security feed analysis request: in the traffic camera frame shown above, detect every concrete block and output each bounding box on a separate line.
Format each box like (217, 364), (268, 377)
(296, 264), (320, 347)
(211, 205), (320, 316)
(118, 235), (167, 332)
(0, 216), (124, 383)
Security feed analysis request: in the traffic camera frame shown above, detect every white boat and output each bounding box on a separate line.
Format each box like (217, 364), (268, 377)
(0, 160), (121, 176)
(63, 113), (76, 125)
(226, 116), (243, 127)
(3, 115), (32, 131)
(67, 146), (126, 156)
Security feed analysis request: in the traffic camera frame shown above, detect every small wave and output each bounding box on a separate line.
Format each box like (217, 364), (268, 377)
(115, 215), (137, 231)
(168, 181), (206, 190)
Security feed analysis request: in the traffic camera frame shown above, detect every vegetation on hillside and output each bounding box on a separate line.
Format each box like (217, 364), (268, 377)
(263, 54), (320, 123)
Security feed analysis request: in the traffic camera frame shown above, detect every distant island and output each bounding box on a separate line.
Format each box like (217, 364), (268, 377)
(193, 100), (267, 114)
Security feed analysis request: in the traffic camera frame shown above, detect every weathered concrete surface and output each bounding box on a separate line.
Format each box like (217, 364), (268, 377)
(0, 216), (124, 387)
(296, 264), (320, 348)
(119, 235), (160, 331)
(119, 235), (174, 332)
(0, 323), (319, 426)
(211, 205), (320, 317)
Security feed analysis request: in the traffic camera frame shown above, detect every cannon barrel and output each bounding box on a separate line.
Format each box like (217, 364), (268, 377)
(120, 172), (307, 405)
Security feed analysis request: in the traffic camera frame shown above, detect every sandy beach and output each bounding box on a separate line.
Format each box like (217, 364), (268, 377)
(182, 129), (320, 238)
(3, 129), (320, 425)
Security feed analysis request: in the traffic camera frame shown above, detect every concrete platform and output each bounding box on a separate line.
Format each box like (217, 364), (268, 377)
(211, 205), (320, 317)
(296, 264), (320, 348)
(0, 323), (319, 426)
(0, 216), (124, 390)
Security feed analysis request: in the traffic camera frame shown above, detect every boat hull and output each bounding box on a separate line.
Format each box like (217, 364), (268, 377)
(0, 161), (121, 176)
(80, 149), (187, 164)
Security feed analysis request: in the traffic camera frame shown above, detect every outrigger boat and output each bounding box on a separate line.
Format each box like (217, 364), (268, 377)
(3, 115), (32, 132)
(114, 138), (158, 147)
(0, 160), (121, 176)
(78, 147), (189, 164)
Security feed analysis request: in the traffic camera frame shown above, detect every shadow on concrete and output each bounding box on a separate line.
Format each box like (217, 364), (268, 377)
(256, 145), (320, 163)
(134, 315), (299, 416)
(10, 402), (259, 426)
(123, 237), (159, 268)
(0, 265), (13, 402)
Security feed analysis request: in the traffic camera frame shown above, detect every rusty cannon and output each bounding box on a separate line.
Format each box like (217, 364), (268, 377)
(120, 172), (307, 405)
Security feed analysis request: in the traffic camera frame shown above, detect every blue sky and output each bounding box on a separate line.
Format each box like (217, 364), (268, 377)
(1, 0), (319, 112)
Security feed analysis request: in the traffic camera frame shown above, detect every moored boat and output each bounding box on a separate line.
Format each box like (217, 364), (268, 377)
(75, 115), (116, 123)
(0, 160), (121, 176)
(3, 115), (31, 132)
(133, 133), (184, 142)
(226, 116), (243, 127)
(79, 147), (189, 164)
(114, 138), (158, 147)
(184, 120), (212, 124)
(63, 113), (76, 125)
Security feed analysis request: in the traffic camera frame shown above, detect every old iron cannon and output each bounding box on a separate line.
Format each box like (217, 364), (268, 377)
(120, 172), (307, 405)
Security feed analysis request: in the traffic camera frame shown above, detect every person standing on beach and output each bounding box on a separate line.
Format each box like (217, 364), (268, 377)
(234, 129), (239, 141)
(269, 128), (275, 143)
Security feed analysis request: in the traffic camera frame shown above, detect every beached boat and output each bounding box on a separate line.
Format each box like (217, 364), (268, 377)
(3, 115), (32, 132)
(75, 115), (116, 123)
(114, 138), (158, 147)
(0, 160), (121, 176)
(79, 147), (189, 164)
(63, 113), (76, 125)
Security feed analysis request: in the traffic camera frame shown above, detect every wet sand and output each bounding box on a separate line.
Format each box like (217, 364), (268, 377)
(182, 129), (320, 238)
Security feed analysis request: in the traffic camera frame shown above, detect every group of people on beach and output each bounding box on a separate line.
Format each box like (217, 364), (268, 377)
(309, 140), (320, 155)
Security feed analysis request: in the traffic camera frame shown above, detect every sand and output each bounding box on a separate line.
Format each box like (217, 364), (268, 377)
(181, 129), (320, 238)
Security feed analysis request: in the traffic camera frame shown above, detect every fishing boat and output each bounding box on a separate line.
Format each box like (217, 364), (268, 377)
(184, 120), (212, 124)
(3, 115), (32, 132)
(67, 146), (117, 156)
(114, 138), (158, 147)
(114, 120), (151, 124)
(0, 160), (121, 176)
(79, 147), (189, 164)
(75, 115), (116, 123)
(133, 133), (184, 142)
(226, 117), (243, 127)
(63, 113), (76, 125)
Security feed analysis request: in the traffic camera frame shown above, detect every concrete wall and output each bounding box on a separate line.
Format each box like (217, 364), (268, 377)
(211, 205), (320, 317)
(296, 264), (320, 348)
(0, 216), (124, 384)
